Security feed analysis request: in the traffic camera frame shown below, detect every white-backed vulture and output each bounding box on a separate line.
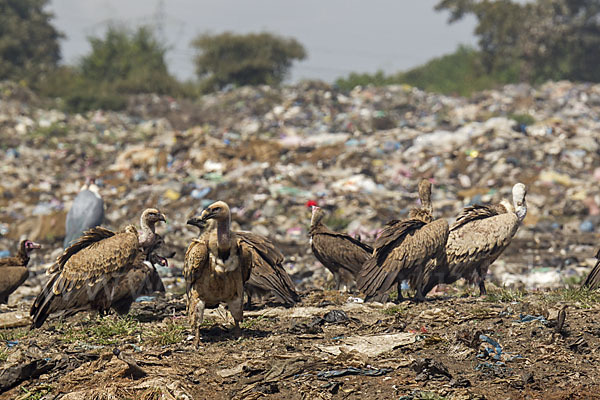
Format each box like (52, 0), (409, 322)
(0, 239), (41, 304)
(30, 208), (166, 328)
(184, 201), (253, 343)
(309, 206), (373, 291)
(583, 248), (600, 290)
(357, 179), (449, 302)
(187, 216), (299, 309)
(420, 182), (528, 296)
(64, 178), (105, 248)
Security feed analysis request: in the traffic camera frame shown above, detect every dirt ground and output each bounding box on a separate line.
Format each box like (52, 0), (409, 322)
(1, 281), (600, 400)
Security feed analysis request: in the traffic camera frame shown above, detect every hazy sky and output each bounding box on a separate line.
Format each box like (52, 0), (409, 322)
(49, 0), (477, 83)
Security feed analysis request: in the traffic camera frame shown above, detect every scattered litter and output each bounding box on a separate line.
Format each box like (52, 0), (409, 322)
(317, 332), (416, 357)
(316, 367), (392, 379)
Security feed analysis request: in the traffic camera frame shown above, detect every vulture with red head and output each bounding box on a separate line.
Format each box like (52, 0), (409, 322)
(30, 208), (166, 328)
(0, 239), (41, 304)
(308, 206), (373, 291)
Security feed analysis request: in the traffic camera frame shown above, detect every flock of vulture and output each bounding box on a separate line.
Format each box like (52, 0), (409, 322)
(2, 178), (600, 342)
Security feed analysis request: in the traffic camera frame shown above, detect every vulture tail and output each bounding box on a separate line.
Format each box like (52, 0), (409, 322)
(583, 250), (600, 290)
(30, 273), (60, 329)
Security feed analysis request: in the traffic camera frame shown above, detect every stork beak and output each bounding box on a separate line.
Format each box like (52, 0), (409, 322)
(187, 216), (205, 228)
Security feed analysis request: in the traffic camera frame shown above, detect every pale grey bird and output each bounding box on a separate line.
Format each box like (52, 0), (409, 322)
(63, 178), (104, 248)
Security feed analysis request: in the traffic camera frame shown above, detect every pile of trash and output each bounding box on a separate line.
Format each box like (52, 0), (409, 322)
(0, 79), (599, 300)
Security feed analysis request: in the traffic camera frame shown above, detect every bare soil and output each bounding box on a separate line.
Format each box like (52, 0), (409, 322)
(1, 285), (600, 400)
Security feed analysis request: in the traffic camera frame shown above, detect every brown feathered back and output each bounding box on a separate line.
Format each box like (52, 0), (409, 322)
(30, 226), (143, 329)
(358, 218), (448, 298)
(309, 207), (373, 290)
(239, 231), (299, 305)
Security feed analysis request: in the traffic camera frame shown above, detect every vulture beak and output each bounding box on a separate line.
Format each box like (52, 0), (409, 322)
(199, 208), (215, 222)
(30, 242), (42, 249)
(159, 256), (169, 268)
(159, 213), (167, 223)
(187, 216), (206, 228)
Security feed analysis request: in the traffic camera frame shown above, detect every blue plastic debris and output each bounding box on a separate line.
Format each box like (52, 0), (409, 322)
(580, 220), (594, 233)
(191, 187), (211, 199)
(515, 314), (547, 323)
(0, 250), (10, 258)
(6, 340), (18, 347)
(477, 334), (521, 362)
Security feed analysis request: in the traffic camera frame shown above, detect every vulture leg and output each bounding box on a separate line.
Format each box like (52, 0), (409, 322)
(227, 295), (243, 337)
(244, 290), (254, 311)
(188, 290), (205, 348)
(478, 280), (487, 296)
(333, 271), (341, 290)
(396, 281), (404, 303)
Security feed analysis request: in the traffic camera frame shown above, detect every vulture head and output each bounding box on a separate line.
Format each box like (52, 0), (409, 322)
(512, 182), (527, 221)
(149, 253), (169, 268)
(187, 216), (206, 230)
(417, 179), (433, 214)
(199, 201), (231, 223)
(20, 239), (42, 255)
(141, 208), (167, 229)
(310, 206), (326, 226)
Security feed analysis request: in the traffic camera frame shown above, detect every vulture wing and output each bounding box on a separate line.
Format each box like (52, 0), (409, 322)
(311, 231), (373, 276)
(451, 204), (501, 232)
(583, 248), (600, 290)
(30, 229), (141, 328)
(358, 219), (448, 296)
(237, 231), (299, 304)
(52, 229), (140, 294)
(183, 239), (209, 293)
(50, 227), (116, 275)
(447, 212), (519, 280)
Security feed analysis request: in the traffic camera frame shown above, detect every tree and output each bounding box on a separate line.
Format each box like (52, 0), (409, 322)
(192, 32), (306, 89)
(80, 25), (179, 95)
(436, 0), (600, 83)
(0, 0), (62, 82)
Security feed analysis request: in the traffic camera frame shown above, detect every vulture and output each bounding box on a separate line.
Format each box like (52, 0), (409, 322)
(184, 201), (255, 343)
(64, 178), (105, 248)
(187, 216), (299, 309)
(583, 248), (600, 290)
(30, 208), (166, 328)
(357, 179), (449, 302)
(420, 182), (528, 296)
(0, 239), (42, 304)
(109, 237), (171, 316)
(309, 206), (373, 291)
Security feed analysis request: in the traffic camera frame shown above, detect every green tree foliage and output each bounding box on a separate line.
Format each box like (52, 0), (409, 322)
(436, 0), (600, 83)
(38, 25), (185, 113)
(0, 0), (62, 82)
(335, 46), (519, 96)
(80, 25), (180, 94)
(192, 32), (306, 89)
